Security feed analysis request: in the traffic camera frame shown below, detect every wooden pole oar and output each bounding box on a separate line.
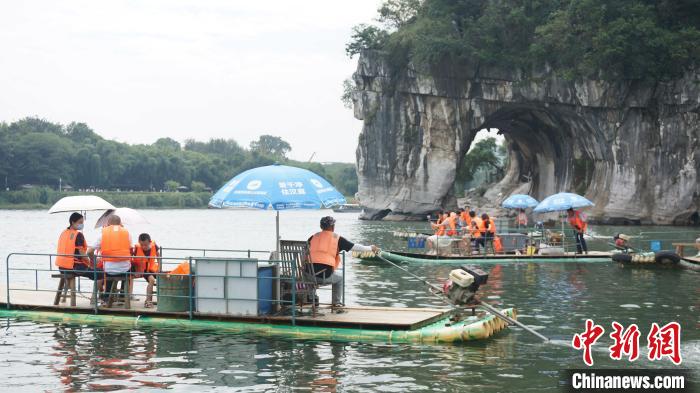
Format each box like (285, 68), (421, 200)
(375, 251), (549, 342)
(476, 300), (549, 341)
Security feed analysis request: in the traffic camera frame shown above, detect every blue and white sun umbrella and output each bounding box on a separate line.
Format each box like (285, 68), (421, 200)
(209, 164), (347, 252)
(533, 192), (594, 213)
(533, 192), (594, 243)
(501, 194), (539, 210)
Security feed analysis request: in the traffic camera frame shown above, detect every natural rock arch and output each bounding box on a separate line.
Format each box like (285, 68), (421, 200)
(353, 51), (700, 225)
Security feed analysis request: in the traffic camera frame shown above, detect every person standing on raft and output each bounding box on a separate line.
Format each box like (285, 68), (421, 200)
(567, 208), (588, 254)
(309, 216), (379, 310)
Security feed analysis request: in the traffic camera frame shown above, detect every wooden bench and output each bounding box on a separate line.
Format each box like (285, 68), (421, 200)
(672, 242), (700, 257)
(52, 273), (76, 306)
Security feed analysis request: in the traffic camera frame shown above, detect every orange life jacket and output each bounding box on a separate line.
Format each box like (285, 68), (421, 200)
(132, 241), (159, 274)
(170, 261), (191, 275)
(470, 217), (482, 238)
(309, 230), (341, 269)
(446, 215), (458, 236)
(55, 229), (87, 269)
(460, 212), (471, 227)
(432, 215), (446, 236)
(494, 236), (503, 253)
(101, 225), (131, 263)
(479, 218), (496, 234)
(568, 211), (588, 232)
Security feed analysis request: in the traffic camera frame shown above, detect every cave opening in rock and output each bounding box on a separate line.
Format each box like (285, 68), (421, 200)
(454, 105), (600, 208)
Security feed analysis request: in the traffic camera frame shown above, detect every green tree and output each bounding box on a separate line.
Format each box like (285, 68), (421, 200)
(348, 0), (700, 80)
(456, 137), (505, 185)
(341, 78), (356, 109)
(190, 180), (206, 192)
(346, 24), (390, 57)
(249, 135), (291, 159)
(164, 180), (180, 192)
(153, 137), (181, 151)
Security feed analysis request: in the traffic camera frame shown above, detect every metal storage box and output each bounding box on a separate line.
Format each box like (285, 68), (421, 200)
(497, 233), (529, 253)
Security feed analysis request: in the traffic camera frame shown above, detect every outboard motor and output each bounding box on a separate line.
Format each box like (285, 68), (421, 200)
(442, 265), (489, 306)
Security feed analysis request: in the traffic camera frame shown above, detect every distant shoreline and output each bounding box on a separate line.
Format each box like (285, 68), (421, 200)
(0, 188), (212, 209)
(0, 188), (356, 210)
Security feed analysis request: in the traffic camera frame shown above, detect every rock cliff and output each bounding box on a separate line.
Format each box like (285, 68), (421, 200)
(353, 51), (700, 225)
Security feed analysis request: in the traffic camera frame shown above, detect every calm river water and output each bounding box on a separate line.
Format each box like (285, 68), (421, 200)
(0, 209), (698, 392)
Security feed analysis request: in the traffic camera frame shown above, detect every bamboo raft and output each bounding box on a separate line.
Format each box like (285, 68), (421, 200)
(353, 250), (612, 264)
(0, 283), (514, 344)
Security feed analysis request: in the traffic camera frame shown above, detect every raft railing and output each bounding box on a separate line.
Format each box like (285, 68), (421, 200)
(634, 231), (699, 252)
(4, 251), (346, 325)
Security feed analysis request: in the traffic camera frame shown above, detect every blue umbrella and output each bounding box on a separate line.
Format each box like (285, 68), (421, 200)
(533, 192), (594, 213)
(209, 164), (347, 252)
(501, 194), (539, 209)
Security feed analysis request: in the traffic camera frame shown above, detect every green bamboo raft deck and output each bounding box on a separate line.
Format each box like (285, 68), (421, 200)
(0, 284), (515, 345)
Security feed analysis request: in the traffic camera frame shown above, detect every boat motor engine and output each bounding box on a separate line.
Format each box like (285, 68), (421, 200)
(443, 265), (489, 306)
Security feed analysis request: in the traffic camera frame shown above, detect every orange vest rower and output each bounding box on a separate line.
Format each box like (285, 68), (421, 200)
(567, 208), (589, 254)
(309, 216), (379, 308)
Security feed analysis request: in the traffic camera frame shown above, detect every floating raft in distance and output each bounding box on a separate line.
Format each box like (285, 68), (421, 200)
(353, 250), (613, 264)
(0, 285), (514, 345)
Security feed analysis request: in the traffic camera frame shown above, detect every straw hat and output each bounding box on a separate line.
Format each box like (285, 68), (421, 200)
(618, 234), (631, 241)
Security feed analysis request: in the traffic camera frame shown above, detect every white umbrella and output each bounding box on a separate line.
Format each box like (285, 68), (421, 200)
(94, 207), (150, 228)
(48, 195), (115, 214)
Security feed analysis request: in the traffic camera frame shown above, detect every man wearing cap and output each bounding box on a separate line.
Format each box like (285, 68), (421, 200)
(308, 216), (379, 310)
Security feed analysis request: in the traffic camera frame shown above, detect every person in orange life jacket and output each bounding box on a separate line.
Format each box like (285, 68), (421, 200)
(88, 214), (133, 274)
(55, 212), (95, 279)
(88, 215), (133, 302)
(459, 209), (472, 235)
(430, 210), (447, 236)
(132, 233), (160, 308)
(309, 216), (379, 307)
(567, 208), (588, 254)
(480, 213), (496, 251)
(468, 211), (482, 251)
(446, 212), (459, 236)
(515, 208), (528, 227)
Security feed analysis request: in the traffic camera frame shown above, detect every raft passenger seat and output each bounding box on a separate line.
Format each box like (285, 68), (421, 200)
(53, 272), (77, 307)
(278, 240), (319, 317)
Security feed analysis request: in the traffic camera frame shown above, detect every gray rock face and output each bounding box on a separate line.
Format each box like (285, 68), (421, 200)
(353, 51), (700, 225)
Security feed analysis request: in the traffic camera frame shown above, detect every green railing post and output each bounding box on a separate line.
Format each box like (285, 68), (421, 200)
(188, 256), (194, 320)
(93, 257), (98, 315)
(291, 272), (296, 326)
(5, 254), (11, 310)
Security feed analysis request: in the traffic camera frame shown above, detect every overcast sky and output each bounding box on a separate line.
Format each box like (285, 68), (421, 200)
(0, 1), (382, 163)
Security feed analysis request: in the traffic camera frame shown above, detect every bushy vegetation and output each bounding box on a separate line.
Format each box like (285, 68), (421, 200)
(0, 188), (213, 209)
(347, 0), (700, 80)
(0, 118), (358, 201)
(455, 137), (508, 192)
